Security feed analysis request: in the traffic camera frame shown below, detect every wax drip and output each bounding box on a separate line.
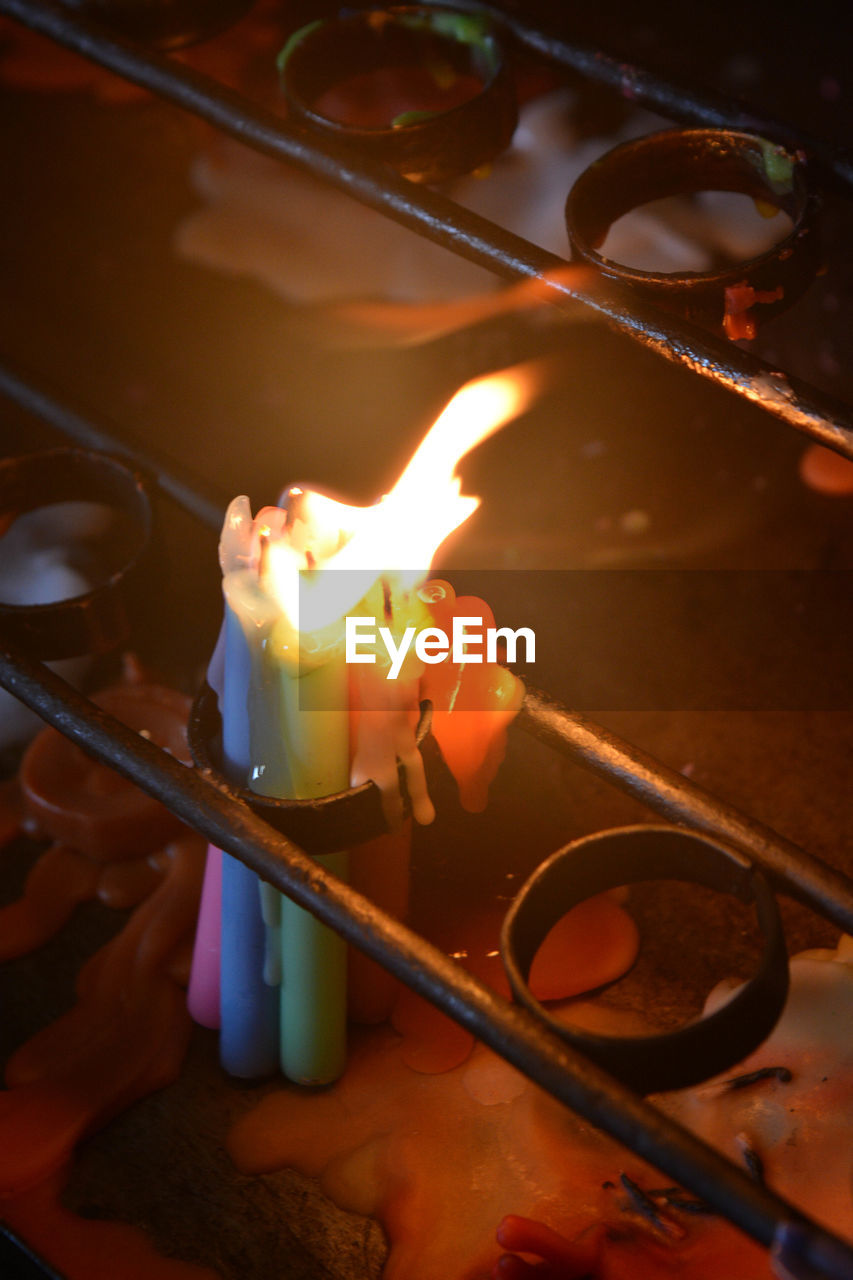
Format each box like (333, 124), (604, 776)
(0, 679), (209, 1279)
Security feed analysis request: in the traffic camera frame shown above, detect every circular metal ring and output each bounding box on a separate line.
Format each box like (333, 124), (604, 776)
(565, 128), (821, 338)
(500, 824), (789, 1095)
(278, 6), (518, 184)
(188, 680), (434, 854)
(0, 448), (151, 661)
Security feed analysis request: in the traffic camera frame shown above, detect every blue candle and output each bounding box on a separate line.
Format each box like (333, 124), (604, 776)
(218, 598), (280, 1078)
(206, 365), (536, 1083)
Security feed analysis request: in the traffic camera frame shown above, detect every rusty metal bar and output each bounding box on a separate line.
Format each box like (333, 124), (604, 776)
(457, 0), (853, 195)
(2, 636), (853, 1280)
(519, 686), (853, 933)
(2, 0), (853, 460)
(0, 359), (227, 530)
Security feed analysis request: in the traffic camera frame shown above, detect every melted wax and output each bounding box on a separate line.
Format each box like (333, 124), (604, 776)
(0, 681), (210, 1278)
(11, 672), (848, 1280)
(0, 668), (642, 1279)
(230, 948), (853, 1280)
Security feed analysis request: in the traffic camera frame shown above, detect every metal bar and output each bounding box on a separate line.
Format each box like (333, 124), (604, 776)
(2, 638), (853, 1279)
(3, 0), (853, 460)
(0, 1226), (62, 1280)
(519, 686), (853, 934)
(0, 360), (227, 531)
(461, 1), (853, 195)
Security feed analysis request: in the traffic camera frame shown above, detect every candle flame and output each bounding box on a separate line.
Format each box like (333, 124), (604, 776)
(264, 364), (540, 634)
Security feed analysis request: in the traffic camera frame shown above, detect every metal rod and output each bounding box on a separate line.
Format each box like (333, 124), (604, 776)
(453, 0), (853, 195)
(2, 638), (853, 1277)
(519, 686), (853, 934)
(0, 360), (227, 530)
(0, 1227), (62, 1280)
(3, 0), (853, 460)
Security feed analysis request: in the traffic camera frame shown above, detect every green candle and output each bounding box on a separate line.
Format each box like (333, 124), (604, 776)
(250, 492), (357, 1085)
(265, 640), (350, 1084)
(238, 367), (539, 1085)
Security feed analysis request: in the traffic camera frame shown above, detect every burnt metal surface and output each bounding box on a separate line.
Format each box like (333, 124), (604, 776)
(2, 0), (853, 459)
(3, 636), (853, 1278)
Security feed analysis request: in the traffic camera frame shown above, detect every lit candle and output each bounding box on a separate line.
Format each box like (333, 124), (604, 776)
(202, 365), (539, 1084)
(196, 497), (281, 1077)
(252, 491), (354, 1085)
(218, 596), (280, 1077)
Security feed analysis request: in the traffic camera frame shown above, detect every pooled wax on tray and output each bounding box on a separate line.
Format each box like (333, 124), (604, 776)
(0, 665), (641, 1278)
(3, 678), (853, 1280)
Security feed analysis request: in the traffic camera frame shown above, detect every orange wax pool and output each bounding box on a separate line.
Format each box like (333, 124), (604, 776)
(0, 670), (647, 1280)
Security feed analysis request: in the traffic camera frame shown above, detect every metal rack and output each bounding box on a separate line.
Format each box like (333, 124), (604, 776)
(2, 0), (853, 459)
(1, 3), (853, 1277)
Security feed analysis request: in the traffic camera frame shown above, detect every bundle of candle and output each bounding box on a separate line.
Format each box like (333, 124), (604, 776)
(188, 367), (542, 1083)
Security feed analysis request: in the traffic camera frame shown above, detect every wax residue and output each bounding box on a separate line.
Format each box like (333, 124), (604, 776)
(420, 586), (524, 813)
(1, 671), (641, 1278)
(19, 682), (193, 861)
(229, 947), (853, 1280)
(350, 580), (523, 826)
(14, 677), (852, 1280)
(228, 1016), (751, 1279)
(799, 442), (853, 495)
(0, 679), (209, 1278)
(217, 501), (526, 830)
(0, 838), (199, 1180)
(226, 879), (647, 1278)
(667, 946), (853, 1246)
(722, 282), (784, 341)
(490, 947), (853, 1278)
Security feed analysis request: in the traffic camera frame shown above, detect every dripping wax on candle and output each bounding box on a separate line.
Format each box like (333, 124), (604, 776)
(192, 363), (542, 1084)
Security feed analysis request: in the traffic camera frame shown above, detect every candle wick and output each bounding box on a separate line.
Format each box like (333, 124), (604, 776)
(284, 490), (303, 529)
(382, 578), (393, 622)
(257, 530), (270, 579)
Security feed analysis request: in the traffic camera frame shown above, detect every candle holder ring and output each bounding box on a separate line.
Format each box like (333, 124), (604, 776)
(501, 824), (789, 1095)
(188, 680), (435, 854)
(565, 128), (821, 338)
(0, 447), (151, 661)
(277, 6), (518, 184)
